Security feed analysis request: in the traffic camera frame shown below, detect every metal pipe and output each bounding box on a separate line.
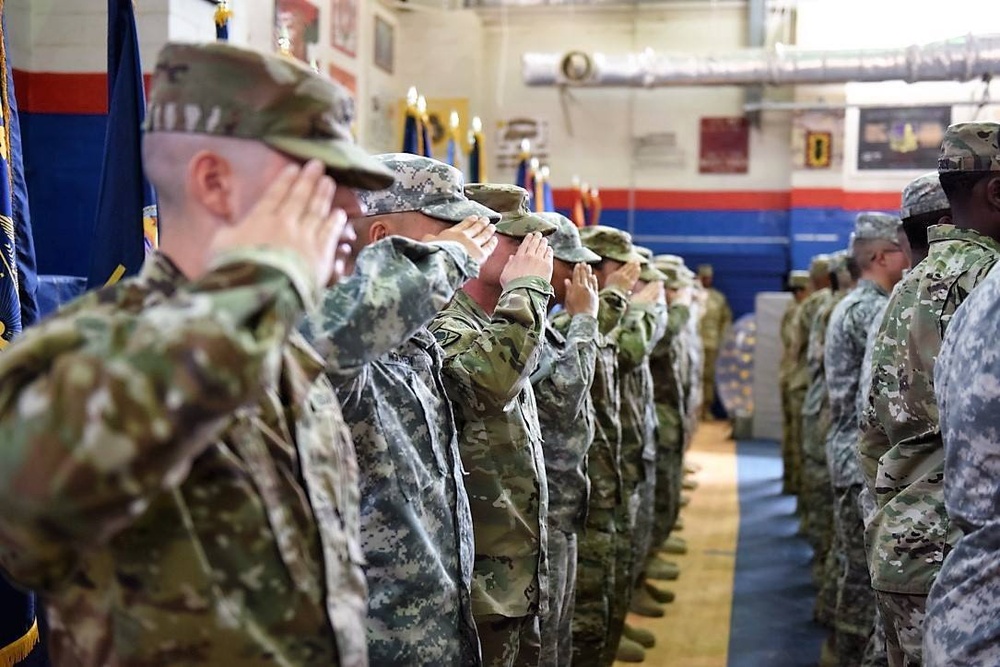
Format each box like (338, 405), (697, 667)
(523, 34), (1000, 87)
(743, 99), (1000, 112)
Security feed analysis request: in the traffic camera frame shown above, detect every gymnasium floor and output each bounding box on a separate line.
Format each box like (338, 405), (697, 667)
(620, 422), (827, 666)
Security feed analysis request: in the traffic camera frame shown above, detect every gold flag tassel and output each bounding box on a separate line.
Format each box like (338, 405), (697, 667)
(0, 619), (39, 667)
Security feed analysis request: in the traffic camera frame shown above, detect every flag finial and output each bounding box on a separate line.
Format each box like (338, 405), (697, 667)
(277, 23), (292, 57)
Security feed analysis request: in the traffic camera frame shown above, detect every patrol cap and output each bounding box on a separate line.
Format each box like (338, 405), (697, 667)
(655, 263), (686, 290)
(145, 42), (394, 191)
(465, 184), (557, 237)
(938, 121), (1000, 173)
(788, 270), (810, 289)
(357, 154), (499, 223)
(809, 254), (831, 278)
(697, 264), (714, 278)
(579, 225), (642, 264)
(854, 212), (903, 243)
(900, 172), (950, 220)
(635, 247), (653, 260)
(654, 254), (686, 268)
(635, 246), (669, 283)
(536, 212), (600, 264)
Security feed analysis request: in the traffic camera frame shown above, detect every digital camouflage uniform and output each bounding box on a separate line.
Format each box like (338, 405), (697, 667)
(825, 212), (902, 667)
(306, 154), (502, 666)
(0, 41), (398, 667)
(696, 265), (732, 418)
(924, 247), (1000, 667)
(569, 287), (627, 667)
(530, 212), (601, 667)
(780, 271), (810, 494)
(431, 184), (557, 667)
(862, 141), (1000, 667)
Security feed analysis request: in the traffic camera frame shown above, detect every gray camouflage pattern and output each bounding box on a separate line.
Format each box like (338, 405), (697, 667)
(854, 212), (903, 244)
(923, 260), (1000, 666)
(304, 236), (482, 665)
(537, 213), (601, 265)
(900, 172), (949, 220)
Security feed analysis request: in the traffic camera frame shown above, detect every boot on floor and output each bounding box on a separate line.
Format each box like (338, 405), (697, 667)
(615, 637), (646, 663)
(645, 558), (680, 581)
(629, 585), (665, 617)
(623, 623), (656, 648)
(659, 535), (688, 555)
(644, 581), (676, 604)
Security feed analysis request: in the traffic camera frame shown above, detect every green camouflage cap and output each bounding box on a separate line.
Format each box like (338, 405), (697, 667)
(854, 211), (902, 243)
(697, 264), (714, 278)
(536, 212), (601, 264)
(900, 172), (950, 219)
(635, 246), (653, 260)
(826, 250), (846, 274)
(809, 253), (831, 278)
(146, 42), (394, 191)
(655, 263), (686, 290)
(653, 254), (686, 267)
(938, 122), (1000, 173)
(634, 245), (668, 282)
(788, 270), (810, 289)
(465, 183), (557, 237)
(357, 154), (500, 223)
(578, 225), (642, 264)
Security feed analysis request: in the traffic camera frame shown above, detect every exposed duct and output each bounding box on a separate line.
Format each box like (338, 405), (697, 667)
(522, 34), (1000, 88)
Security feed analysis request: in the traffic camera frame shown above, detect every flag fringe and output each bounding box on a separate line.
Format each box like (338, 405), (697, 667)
(0, 619), (38, 667)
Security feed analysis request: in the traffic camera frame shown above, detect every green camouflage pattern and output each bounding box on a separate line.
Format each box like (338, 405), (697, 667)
(810, 253), (832, 279)
(937, 121), (1000, 173)
(430, 278), (553, 620)
(465, 184), (557, 238)
(579, 226), (641, 264)
(876, 591), (927, 666)
(146, 42), (393, 190)
(779, 296), (805, 491)
(698, 287), (732, 351)
(788, 270), (810, 289)
(859, 225), (1000, 595)
(923, 262), (1000, 666)
(537, 212), (601, 265)
(531, 313), (599, 533)
(0, 249), (366, 666)
(304, 236), (482, 664)
(854, 212), (903, 243)
(539, 529), (577, 667)
(697, 264), (713, 278)
(900, 172), (949, 220)
(357, 153), (500, 223)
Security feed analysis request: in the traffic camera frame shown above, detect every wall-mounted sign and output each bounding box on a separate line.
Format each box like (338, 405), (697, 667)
(495, 117), (550, 169)
(805, 131), (833, 169)
(857, 106), (951, 171)
(699, 117), (749, 174)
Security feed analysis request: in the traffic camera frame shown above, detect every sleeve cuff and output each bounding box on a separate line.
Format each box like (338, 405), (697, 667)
(209, 247), (318, 311)
(426, 240), (481, 281)
(503, 275), (555, 297)
(568, 313), (599, 342)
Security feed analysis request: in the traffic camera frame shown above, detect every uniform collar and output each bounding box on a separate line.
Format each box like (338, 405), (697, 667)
(928, 224), (1000, 255)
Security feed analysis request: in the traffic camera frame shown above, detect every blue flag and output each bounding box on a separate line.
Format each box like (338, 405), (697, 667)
(7, 53), (37, 328)
(403, 109), (419, 155)
(87, 0), (156, 289)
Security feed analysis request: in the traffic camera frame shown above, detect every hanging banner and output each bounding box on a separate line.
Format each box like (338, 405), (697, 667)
(857, 106), (951, 170)
(699, 117), (749, 174)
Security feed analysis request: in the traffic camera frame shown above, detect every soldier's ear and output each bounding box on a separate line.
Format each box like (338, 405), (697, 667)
(370, 221), (390, 243)
(985, 176), (1000, 212)
(189, 151), (234, 221)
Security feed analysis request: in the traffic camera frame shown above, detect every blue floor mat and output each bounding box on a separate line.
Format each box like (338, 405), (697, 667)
(728, 439), (827, 667)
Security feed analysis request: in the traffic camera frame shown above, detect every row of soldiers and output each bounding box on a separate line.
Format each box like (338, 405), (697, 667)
(779, 121), (1000, 667)
(0, 41), (724, 667)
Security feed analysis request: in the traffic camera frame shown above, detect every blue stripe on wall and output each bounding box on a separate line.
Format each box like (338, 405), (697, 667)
(21, 112), (107, 277)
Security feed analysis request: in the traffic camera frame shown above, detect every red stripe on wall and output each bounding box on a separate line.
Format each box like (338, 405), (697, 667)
(554, 187), (902, 211)
(13, 70), (153, 114)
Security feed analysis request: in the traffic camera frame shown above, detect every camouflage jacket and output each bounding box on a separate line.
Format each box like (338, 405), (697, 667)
(859, 226), (1000, 594)
(779, 298), (801, 387)
(788, 287), (832, 393)
(0, 250), (365, 667)
(617, 302), (669, 489)
(651, 304), (691, 447)
(802, 290), (840, 417)
(824, 279), (888, 489)
(305, 237), (481, 664)
(531, 312), (599, 534)
(924, 261), (1000, 666)
(698, 288), (732, 351)
(583, 288), (628, 517)
(430, 278), (553, 619)
(681, 310), (703, 446)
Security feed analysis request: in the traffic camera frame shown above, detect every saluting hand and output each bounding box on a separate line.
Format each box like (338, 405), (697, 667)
(606, 260), (642, 294)
(565, 263), (600, 318)
(212, 160), (349, 289)
(425, 215), (498, 267)
(632, 280), (665, 305)
(500, 232), (554, 287)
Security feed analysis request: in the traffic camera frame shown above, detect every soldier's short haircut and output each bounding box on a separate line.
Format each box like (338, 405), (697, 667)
(846, 255), (861, 281)
(853, 236), (896, 271)
(940, 170), (993, 208)
(901, 210), (945, 255)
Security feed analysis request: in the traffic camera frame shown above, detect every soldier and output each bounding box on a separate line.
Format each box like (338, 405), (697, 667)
(862, 130), (1000, 666)
(825, 212), (909, 666)
(568, 244), (637, 667)
(0, 42), (395, 665)
(780, 270), (812, 493)
(305, 154), (504, 665)
(922, 169), (1000, 664)
(785, 254), (832, 495)
(529, 212), (602, 667)
(430, 184), (557, 667)
(696, 264), (732, 420)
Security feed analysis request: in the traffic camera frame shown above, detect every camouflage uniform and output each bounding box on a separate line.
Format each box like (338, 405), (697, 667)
(696, 265), (732, 418)
(0, 42), (398, 667)
(306, 155), (503, 666)
(569, 289), (627, 667)
(780, 271), (810, 493)
(530, 212), (601, 667)
(825, 213), (902, 667)
(862, 134), (1000, 667)
(431, 184), (557, 667)
(923, 257), (1000, 667)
